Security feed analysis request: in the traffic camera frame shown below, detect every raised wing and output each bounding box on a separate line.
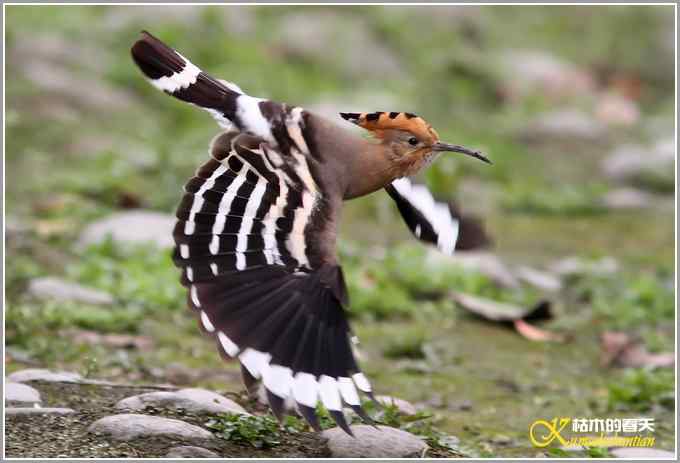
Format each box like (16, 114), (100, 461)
(385, 177), (490, 253)
(172, 132), (373, 434)
(133, 31), (376, 433)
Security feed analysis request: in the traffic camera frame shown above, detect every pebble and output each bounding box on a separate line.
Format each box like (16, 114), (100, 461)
(515, 266), (562, 292)
(7, 407), (75, 416)
(601, 139), (674, 185)
(27, 277), (114, 305)
(609, 447), (675, 458)
(601, 187), (654, 209)
(322, 425), (427, 458)
(497, 50), (595, 102)
(8, 369), (83, 384)
(5, 382), (42, 403)
(548, 256), (619, 277)
(452, 292), (530, 322)
(78, 211), (175, 249)
(521, 109), (607, 142)
(116, 388), (248, 415)
(88, 414), (215, 442)
(375, 395), (417, 415)
(276, 12), (404, 80)
(165, 446), (220, 458)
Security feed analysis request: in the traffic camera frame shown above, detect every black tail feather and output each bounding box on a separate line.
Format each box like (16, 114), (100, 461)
(329, 410), (354, 436)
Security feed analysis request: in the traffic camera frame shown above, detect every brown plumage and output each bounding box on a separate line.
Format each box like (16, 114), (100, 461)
(131, 31), (491, 436)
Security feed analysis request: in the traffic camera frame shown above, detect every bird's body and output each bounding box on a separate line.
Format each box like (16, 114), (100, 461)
(131, 31), (489, 434)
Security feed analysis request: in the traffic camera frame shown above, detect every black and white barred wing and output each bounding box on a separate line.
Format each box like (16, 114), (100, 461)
(131, 32), (375, 434)
(385, 178), (490, 253)
(172, 133), (373, 434)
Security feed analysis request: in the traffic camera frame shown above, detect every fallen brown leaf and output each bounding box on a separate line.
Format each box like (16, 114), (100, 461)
(600, 331), (674, 368)
(514, 319), (566, 343)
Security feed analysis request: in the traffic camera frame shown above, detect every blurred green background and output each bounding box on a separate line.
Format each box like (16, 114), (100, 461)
(5, 5), (675, 458)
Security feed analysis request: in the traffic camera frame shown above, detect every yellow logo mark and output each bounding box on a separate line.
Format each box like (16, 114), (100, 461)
(529, 417), (571, 447)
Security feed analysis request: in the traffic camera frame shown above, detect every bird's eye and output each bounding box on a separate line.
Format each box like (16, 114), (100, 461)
(408, 137), (419, 146)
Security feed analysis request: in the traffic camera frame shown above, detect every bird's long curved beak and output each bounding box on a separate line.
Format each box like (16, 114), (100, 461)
(432, 142), (491, 164)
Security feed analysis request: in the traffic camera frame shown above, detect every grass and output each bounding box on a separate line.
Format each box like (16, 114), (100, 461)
(206, 414), (285, 449)
(607, 368), (675, 412)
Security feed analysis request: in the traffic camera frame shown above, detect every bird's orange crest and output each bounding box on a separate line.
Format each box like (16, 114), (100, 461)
(340, 111), (440, 144)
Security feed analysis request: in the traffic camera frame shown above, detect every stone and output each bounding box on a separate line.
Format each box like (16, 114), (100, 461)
(428, 250), (519, 288)
(595, 93), (640, 127)
(521, 109), (607, 142)
(6, 407), (75, 416)
(549, 256), (619, 277)
(116, 388), (248, 415)
(322, 425), (427, 458)
(498, 50), (595, 102)
(515, 266), (562, 292)
(601, 139), (674, 189)
(609, 447), (674, 458)
(8, 369), (83, 384)
(601, 188), (654, 209)
(165, 446), (220, 458)
(5, 383), (41, 403)
(276, 12), (404, 80)
(78, 211), (175, 249)
(27, 277), (114, 305)
(88, 414), (215, 442)
(375, 395), (417, 415)
(452, 292), (533, 322)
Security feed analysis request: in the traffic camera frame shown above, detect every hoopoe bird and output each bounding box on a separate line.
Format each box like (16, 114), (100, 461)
(131, 31), (490, 435)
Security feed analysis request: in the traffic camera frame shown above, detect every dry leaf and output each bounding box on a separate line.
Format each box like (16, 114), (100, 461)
(513, 319), (566, 343)
(600, 331), (674, 368)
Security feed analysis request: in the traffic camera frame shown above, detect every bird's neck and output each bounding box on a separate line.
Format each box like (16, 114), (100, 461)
(305, 114), (419, 200)
(342, 140), (403, 199)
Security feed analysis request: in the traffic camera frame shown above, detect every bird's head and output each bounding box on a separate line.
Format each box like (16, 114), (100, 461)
(340, 111), (490, 175)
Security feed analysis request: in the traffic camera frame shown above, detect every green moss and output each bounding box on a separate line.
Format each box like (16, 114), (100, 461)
(608, 368), (675, 412)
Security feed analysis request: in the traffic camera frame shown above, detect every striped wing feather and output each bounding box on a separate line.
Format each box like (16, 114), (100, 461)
(131, 31), (374, 433)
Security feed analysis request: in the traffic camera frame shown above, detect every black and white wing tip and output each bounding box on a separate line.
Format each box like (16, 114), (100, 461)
(173, 131), (375, 435)
(387, 177), (490, 253)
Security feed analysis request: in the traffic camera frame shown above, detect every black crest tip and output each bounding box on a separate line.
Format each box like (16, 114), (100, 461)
(339, 112), (361, 123)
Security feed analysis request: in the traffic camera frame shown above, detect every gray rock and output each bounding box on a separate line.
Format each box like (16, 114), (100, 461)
(8, 369), (83, 384)
(601, 188), (654, 209)
(516, 266), (562, 292)
(165, 446), (220, 458)
(116, 388), (248, 415)
(78, 211), (175, 249)
(88, 414), (215, 442)
(497, 50), (595, 102)
(5, 383), (41, 403)
(428, 250), (519, 288)
(609, 447), (675, 458)
(322, 425), (427, 458)
(452, 292), (531, 322)
(375, 395), (417, 415)
(27, 277), (114, 305)
(521, 109), (607, 142)
(601, 139), (675, 187)
(276, 12), (404, 80)
(548, 256), (619, 277)
(7, 407), (75, 416)
(595, 93), (640, 127)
